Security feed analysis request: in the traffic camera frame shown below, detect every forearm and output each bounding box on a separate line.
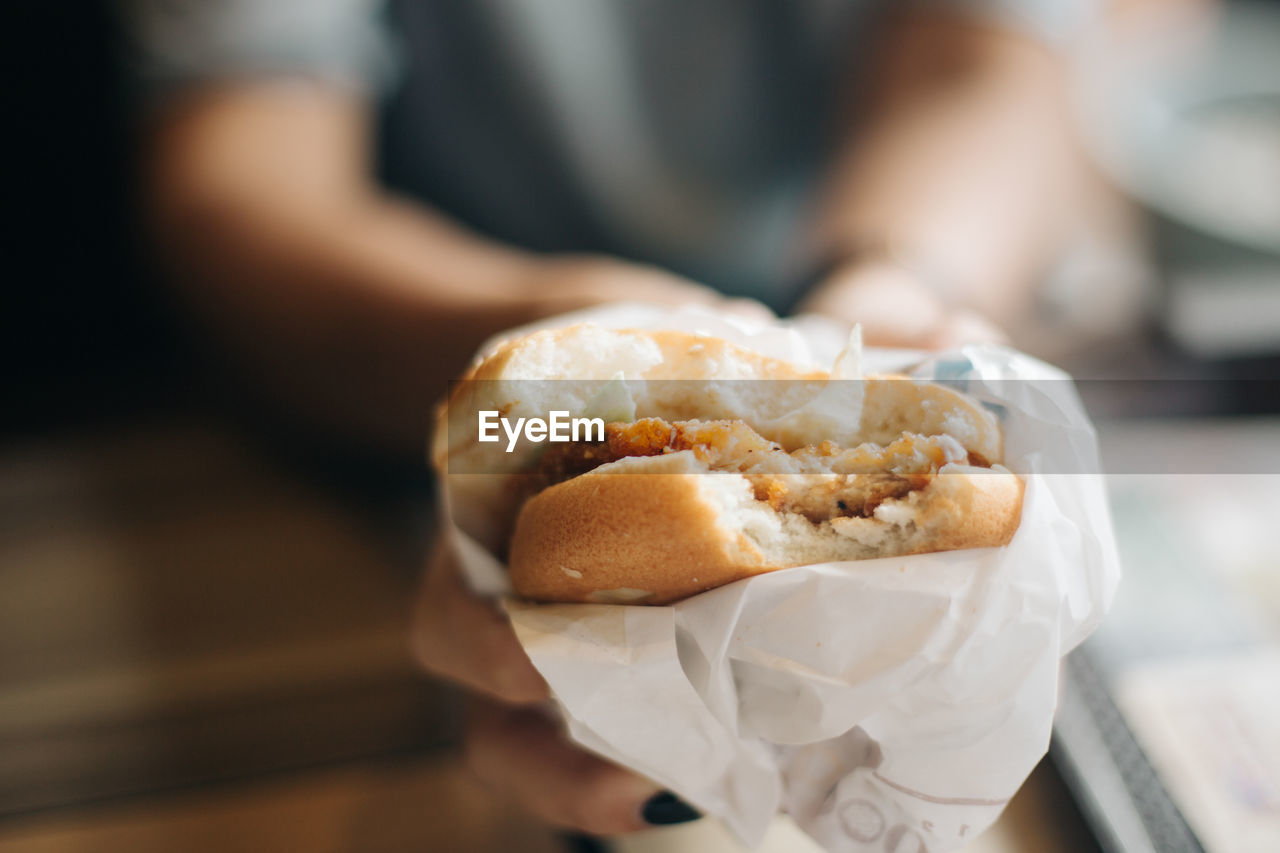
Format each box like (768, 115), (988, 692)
(170, 202), (542, 454)
(810, 8), (1080, 324)
(141, 84), (541, 452)
(142, 82), (728, 456)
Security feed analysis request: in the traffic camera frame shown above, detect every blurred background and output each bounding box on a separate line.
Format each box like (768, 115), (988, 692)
(1, 1), (1278, 852)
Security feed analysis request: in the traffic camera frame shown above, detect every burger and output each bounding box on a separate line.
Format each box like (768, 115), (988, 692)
(433, 324), (1022, 605)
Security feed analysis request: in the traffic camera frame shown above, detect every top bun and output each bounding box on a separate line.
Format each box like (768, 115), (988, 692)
(433, 324), (1005, 554)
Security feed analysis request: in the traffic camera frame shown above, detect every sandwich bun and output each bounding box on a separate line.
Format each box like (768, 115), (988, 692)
(433, 324), (1023, 605)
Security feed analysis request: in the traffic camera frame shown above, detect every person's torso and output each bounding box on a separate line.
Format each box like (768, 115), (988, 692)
(376, 0), (872, 308)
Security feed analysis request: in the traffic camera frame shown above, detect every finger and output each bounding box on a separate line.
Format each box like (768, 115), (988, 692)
(465, 700), (662, 836)
(719, 298), (776, 325)
(926, 309), (1009, 349)
(855, 304), (946, 349)
(628, 275), (722, 308)
(858, 320), (942, 350)
(803, 264), (949, 349)
(409, 541), (550, 705)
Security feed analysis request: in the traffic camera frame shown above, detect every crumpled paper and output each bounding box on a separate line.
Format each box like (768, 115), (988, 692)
(437, 304), (1120, 852)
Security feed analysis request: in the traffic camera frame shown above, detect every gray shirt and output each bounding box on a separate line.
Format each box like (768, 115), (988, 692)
(125, 0), (1089, 308)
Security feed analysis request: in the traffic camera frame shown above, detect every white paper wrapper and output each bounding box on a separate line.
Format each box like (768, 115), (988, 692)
(438, 304), (1121, 852)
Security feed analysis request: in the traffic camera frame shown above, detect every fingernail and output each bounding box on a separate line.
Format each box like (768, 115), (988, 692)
(641, 791), (701, 826)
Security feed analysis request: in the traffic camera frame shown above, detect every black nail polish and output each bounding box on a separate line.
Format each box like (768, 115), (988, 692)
(641, 791), (702, 826)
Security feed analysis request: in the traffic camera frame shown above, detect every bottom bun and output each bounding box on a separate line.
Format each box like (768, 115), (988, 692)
(508, 451), (1024, 605)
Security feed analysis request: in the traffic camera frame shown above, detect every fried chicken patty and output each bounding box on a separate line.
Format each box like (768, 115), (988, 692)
(537, 417), (983, 523)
